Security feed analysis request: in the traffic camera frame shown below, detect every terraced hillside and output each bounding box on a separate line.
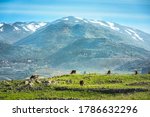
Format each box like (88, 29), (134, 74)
(0, 74), (150, 100)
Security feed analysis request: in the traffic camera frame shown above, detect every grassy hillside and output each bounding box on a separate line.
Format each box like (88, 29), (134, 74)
(0, 74), (150, 100)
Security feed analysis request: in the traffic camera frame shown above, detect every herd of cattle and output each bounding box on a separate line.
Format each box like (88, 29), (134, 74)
(1, 69), (150, 92)
(27, 69), (145, 87)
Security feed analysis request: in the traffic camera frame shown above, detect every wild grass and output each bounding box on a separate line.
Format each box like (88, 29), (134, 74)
(0, 74), (150, 100)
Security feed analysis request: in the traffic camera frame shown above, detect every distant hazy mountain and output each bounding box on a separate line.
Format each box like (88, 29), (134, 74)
(48, 37), (150, 71)
(0, 22), (48, 43)
(0, 41), (10, 53)
(0, 16), (150, 79)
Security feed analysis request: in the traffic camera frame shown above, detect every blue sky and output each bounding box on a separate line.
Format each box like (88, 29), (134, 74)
(0, 0), (150, 33)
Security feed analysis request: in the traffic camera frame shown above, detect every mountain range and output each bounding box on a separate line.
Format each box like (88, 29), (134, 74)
(0, 16), (150, 80)
(0, 22), (48, 43)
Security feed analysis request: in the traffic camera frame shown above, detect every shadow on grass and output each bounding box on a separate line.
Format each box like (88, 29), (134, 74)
(54, 87), (148, 94)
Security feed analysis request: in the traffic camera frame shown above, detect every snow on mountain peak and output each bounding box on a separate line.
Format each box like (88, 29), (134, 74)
(58, 16), (89, 24)
(27, 24), (38, 32)
(89, 20), (107, 27)
(63, 18), (69, 21)
(0, 22), (47, 32)
(125, 29), (144, 41)
(74, 17), (89, 23)
(23, 26), (30, 31)
(106, 22), (120, 31)
(0, 27), (3, 32)
(88, 19), (120, 31)
(38, 22), (47, 27)
(0, 23), (4, 27)
(74, 17), (84, 20)
(0, 23), (4, 31)
(26, 23), (41, 32)
(22, 22), (47, 32)
(14, 26), (20, 31)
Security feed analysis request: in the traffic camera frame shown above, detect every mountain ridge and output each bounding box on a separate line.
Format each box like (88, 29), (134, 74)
(0, 16), (150, 79)
(0, 22), (48, 43)
(15, 16), (150, 50)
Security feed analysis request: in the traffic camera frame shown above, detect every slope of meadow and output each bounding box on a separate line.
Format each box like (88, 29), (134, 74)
(0, 74), (150, 100)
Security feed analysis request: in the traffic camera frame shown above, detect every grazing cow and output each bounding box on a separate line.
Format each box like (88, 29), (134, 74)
(135, 70), (138, 75)
(70, 70), (76, 74)
(30, 75), (39, 80)
(80, 80), (84, 86)
(107, 70), (111, 75)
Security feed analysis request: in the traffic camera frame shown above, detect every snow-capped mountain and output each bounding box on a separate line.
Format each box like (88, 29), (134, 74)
(0, 22), (48, 43)
(16, 16), (150, 50)
(0, 16), (150, 79)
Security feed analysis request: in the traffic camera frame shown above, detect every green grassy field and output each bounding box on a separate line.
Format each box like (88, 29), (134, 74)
(0, 74), (150, 100)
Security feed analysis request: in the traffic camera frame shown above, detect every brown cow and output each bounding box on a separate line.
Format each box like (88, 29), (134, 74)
(107, 70), (111, 75)
(80, 80), (84, 86)
(134, 70), (138, 75)
(70, 70), (76, 74)
(30, 75), (39, 80)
